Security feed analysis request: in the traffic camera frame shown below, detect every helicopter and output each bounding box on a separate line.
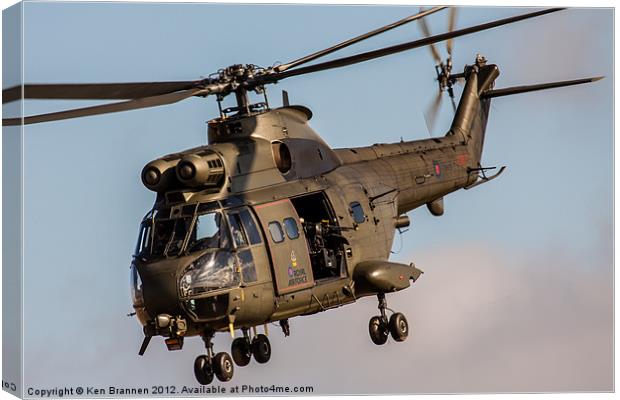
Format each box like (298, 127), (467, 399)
(2, 6), (603, 386)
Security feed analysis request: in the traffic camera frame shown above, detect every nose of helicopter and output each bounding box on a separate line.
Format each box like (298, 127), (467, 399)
(133, 254), (199, 319)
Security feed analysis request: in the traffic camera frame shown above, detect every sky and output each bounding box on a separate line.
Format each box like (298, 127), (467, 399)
(2, 1), (613, 397)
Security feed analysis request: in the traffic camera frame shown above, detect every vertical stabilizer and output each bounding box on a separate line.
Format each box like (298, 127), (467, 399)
(449, 62), (500, 164)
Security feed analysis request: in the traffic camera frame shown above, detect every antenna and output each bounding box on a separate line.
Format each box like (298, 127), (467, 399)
(282, 90), (290, 107)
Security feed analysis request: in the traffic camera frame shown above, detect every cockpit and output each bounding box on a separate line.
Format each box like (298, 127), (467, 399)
(132, 201), (262, 307)
(136, 203), (231, 258)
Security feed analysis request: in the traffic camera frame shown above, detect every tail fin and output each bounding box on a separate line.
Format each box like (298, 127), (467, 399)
(449, 63), (499, 164)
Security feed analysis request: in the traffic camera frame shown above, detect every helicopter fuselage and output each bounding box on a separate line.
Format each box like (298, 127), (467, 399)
(130, 63), (496, 346)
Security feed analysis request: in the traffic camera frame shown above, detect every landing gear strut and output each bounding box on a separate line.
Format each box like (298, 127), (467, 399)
(194, 331), (235, 384)
(368, 293), (409, 345)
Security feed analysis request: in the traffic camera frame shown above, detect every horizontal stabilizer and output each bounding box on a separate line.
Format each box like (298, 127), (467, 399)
(481, 76), (603, 99)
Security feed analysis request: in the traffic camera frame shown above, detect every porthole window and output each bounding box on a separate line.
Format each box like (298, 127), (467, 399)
(268, 221), (285, 243)
(283, 217), (300, 240)
(350, 202), (366, 224)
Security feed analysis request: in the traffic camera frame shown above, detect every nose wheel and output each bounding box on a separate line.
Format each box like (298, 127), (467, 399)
(194, 331), (235, 384)
(194, 355), (214, 385)
(213, 352), (234, 382)
(368, 293), (410, 345)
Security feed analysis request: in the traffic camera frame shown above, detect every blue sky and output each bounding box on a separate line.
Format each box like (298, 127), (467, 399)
(5, 2), (613, 395)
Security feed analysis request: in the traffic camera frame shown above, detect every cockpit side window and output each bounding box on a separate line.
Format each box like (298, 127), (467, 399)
(228, 213), (248, 248)
(239, 209), (262, 245)
(227, 207), (261, 284)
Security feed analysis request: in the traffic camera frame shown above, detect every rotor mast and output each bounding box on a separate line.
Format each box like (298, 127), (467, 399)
(213, 64), (271, 119)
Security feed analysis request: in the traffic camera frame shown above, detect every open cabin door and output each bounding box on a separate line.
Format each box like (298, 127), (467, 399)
(253, 199), (315, 295)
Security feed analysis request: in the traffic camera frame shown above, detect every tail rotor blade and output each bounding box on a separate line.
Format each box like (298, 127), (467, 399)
(446, 7), (458, 56)
(424, 90), (443, 136)
(450, 95), (457, 113)
(418, 10), (442, 64)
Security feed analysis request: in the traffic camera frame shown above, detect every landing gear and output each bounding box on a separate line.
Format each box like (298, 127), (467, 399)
(251, 333), (271, 364)
(194, 327), (273, 384)
(194, 331), (235, 384)
(194, 355), (214, 385)
(231, 330), (252, 367)
(368, 293), (410, 345)
(213, 352), (234, 382)
(389, 312), (409, 342)
(368, 316), (389, 345)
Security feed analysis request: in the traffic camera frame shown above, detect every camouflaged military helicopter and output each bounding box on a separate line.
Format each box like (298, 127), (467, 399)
(3, 6), (602, 385)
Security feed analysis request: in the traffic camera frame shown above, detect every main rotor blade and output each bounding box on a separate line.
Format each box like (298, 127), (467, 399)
(418, 10), (442, 64)
(481, 76), (603, 99)
(2, 81), (200, 103)
(267, 8), (563, 82)
(446, 7), (457, 56)
(275, 6), (447, 73)
(3, 87), (208, 126)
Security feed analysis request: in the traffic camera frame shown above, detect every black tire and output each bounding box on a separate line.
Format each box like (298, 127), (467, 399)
(194, 355), (214, 385)
(231, 337), (252, 367)
(213, 352), (234, 382)
(389, 312), (409, 342)
(251, 334), (271, 364)
(368, 316), (389, 345)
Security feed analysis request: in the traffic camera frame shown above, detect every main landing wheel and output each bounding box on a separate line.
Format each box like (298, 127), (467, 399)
(389, 312), (409, 342)
(231, 337), (252, 367)
(368, 316), (389, 345)
(213, 352), (234, 382)
(251, 334), (271, 364)
(194, 355), (214, 385)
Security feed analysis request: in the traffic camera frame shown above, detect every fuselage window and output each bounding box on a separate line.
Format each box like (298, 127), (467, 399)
(239, 209), (262, 245)
(283, 217), (300, 240)
(350, 202), (366, 224)
(268, 221), (285, 243)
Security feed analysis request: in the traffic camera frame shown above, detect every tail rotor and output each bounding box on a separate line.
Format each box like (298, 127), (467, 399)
(420, 7), (461, 135)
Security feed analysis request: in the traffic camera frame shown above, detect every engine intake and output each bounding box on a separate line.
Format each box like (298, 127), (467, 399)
(141, 158), (181, 193)
(175, 151), (225, 188)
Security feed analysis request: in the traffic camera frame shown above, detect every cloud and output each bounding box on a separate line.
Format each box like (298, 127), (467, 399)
(387, 237), (613, 393)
